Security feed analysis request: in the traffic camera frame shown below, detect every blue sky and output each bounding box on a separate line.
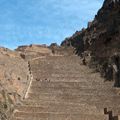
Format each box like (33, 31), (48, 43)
(0, 0), (104, 49)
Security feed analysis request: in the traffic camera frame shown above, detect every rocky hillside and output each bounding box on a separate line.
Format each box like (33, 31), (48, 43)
(61, 0), (120, 85)
(0, 47), (29, 119)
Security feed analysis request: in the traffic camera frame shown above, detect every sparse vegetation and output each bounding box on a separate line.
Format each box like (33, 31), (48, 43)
(0, 90), (14, 120)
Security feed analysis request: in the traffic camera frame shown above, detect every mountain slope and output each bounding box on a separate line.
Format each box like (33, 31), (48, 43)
(61, 0), (120, 85)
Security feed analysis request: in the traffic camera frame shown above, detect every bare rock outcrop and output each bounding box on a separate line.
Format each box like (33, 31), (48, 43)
(61, 0), (120, 86)
(0, 47), (29, 119)
(49, 43), (75, 56)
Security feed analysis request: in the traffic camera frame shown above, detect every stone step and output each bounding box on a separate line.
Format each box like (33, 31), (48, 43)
(31, 81), (113, 89)
(14, 112), (108, 120)
(32, 71), (87, 78)
(15, 104), (104, 115)
(29, 87), (117, 96)
(31, 59), (89, 63)
(33, 71), (84, 74)
(31, 69), (100, 78)
(31, 65), (88, 71)
(32, 76), (103, 82)
(31, 61), (81, 66)
(21, 99), (120, 111)
(32, 77), (107, 83)
(27, 93), (120, 104)
(33, 76), (85, 79)
(13, 117), (46, 120)
(32, 55), (78, 59)
(32, 62), (81, 67)
(17, 102), (99, 108)
(33, 60), (94, 64)
(28, 92), (117, 98)
(31, 66), (85, 71)
(31, 66), (99, 74)
(32, 69), (89, 74)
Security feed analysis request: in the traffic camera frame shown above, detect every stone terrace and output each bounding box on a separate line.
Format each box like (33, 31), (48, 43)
(11, 55), (120, 120)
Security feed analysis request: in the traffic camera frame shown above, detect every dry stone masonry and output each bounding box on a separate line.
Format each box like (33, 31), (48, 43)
(11, 55), (120, 120)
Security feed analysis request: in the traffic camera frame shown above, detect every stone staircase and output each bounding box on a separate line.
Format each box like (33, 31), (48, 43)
(11, 55), (120, 120)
